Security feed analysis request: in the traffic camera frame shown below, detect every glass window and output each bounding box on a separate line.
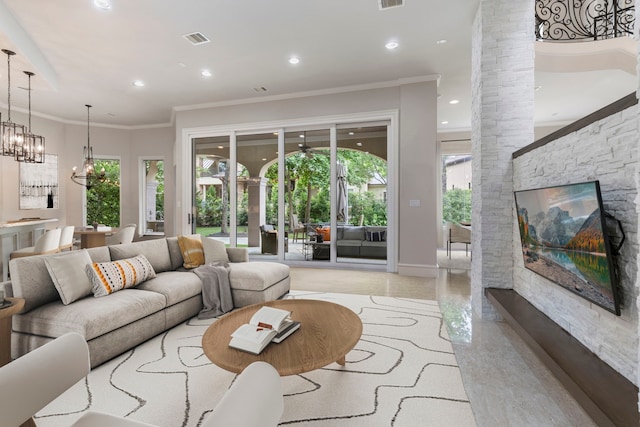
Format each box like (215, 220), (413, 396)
(142, 159), (165, 235)
(86, 159), (120, 227)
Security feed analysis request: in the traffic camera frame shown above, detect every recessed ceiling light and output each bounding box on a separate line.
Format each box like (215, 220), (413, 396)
(348, 132), (355, 136)
(449, 99), (459, 104)
(535, 85), (542, 91)
(289, 57), (300, 65)
(385, 41), (399, 50)
(218, 145), (224, 149)
(298, 143), (304, 147)
(441, 121), (449, 125)
(94, 0), (111, 10)
(132, 80), (145, 87)
(261, 158), (267, 161)
(299, 134), (305, 138)
(436, 39), (447, 44)
(273, 132), (278, 135)
(356, 142), (363, 147)
(201, 69), (212, 77)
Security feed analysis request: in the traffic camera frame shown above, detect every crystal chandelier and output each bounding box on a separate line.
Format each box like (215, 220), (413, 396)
(1, 49), (26, 157)
(15, 71), (45, 163)
(70, 105), (105, 189)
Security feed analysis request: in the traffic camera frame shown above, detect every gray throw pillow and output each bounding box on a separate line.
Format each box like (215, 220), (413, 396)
(44, 250), (94, 305)
(203, 237), (230, 264)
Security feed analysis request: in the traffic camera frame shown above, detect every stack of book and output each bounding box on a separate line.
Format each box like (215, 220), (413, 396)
(229, 306), (300, 354)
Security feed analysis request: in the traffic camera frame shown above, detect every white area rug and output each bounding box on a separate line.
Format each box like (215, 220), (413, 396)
(36, 291), (475, 426)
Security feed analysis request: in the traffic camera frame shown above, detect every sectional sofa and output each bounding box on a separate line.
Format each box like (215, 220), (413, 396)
(3, 236), (290, 367)
(336, 225), (387, 259)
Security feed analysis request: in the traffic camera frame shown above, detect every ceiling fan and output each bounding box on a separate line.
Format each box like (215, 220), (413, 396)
(297, 132), (328, 158)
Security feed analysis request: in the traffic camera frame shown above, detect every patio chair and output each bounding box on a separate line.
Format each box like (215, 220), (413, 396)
(447, 222), (471, 259)
(290, 214), (306, 243)
(260, 225), (288, 254)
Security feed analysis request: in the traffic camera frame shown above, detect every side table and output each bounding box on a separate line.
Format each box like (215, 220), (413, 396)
(0, 297), (25, 367)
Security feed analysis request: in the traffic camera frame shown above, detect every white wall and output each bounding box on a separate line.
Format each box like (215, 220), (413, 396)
(512, 104), (639, 385)
(0, 107), (174, 235)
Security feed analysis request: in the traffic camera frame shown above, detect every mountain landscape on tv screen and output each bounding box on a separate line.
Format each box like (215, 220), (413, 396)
(516, 187), (616, 313)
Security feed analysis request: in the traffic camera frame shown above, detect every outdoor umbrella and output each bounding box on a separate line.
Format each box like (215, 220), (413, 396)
(337, 162), (348, 222)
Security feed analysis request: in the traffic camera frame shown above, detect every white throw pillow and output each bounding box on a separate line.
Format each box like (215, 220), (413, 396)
(203, 237), (230, 264)
(44, 250), (94, 305)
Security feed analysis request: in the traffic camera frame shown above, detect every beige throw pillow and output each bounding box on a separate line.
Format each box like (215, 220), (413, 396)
(203, 236), (230, 264)
(44, 250), (94, 305)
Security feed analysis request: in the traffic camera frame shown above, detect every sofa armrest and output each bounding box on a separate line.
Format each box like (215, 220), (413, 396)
(226, 247), (249, 263)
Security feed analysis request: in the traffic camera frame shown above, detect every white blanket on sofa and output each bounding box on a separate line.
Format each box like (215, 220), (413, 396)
(193, 262), (234, 319)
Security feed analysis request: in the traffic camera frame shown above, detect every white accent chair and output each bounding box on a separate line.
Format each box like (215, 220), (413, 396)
(447, 222), (471, 259)
(58, 225), (75, 251)
(0, 332), (284, 427)
(105, 224), (136, 245)
(9, 228), (62, 260)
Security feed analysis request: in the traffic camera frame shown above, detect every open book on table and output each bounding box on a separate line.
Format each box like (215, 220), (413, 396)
(229, 306), (300, 354)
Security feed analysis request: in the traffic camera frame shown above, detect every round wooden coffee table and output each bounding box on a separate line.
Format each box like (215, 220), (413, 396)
(202, 299), (362, 376)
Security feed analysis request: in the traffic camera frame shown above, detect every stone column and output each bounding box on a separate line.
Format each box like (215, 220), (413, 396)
(247, 177), (268, 247)
(471, 0), (535, 319)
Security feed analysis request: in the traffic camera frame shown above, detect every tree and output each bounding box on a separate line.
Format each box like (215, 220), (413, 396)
(87, 159), (120, 227)
(442, 188), (471, 224)
(264, 149), (389, 226)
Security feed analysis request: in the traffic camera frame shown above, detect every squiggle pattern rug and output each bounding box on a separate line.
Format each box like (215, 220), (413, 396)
(36, 291), (476, 426)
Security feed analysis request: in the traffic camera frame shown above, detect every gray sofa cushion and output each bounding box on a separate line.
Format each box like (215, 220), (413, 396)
(341, 226), (365, 240)
(10, 255), (60, 313)
(336, 240), (363, 247)
(136, 271), (202, 306)
(109, 239), (172, 273)
(166, 237), (185, 270)
(229, 262), (289, 291)
(13, 289), (166, 340)
(86, 246), (112, 263)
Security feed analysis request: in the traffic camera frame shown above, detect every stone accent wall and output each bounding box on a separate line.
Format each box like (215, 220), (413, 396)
(512, 105), (640, 385)
(471, 0), (535, 319)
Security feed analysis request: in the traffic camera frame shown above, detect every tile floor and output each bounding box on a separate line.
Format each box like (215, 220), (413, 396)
(289, 250), (596, 427)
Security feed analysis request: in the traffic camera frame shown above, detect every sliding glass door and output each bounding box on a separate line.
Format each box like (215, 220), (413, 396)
(192, 136), (231, 243)
(188, 120), (391, 269)
(336, 125), (388, 265)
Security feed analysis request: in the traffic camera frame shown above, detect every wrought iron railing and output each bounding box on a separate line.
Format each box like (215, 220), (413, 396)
(536, 0), (634, 41)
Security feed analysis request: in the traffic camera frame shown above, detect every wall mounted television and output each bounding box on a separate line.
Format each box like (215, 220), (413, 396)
(514, 180), (621, 315)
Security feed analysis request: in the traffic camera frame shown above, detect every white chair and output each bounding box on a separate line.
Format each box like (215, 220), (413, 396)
(10, 228), (62, 260)
(58, 225), (75, 251)
(0, 332), (284, 427)
(105, 224), (136, 245)
(447, 222), (471, 259)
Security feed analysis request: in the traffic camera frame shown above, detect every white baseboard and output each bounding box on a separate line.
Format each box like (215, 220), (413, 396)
(397, 263), (439, 278)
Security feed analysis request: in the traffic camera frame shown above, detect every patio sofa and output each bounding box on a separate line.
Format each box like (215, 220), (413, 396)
(3, 236), (290, 367)
(336, 225), (387, 259)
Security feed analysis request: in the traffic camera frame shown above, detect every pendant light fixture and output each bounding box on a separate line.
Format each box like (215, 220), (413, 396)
(1, 49), (27, 157)
(16, 71), (45, 163)
(70, 105), (106, 189)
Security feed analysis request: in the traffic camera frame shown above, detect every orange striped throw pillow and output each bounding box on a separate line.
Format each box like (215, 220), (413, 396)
(86, 254), (156, 297)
